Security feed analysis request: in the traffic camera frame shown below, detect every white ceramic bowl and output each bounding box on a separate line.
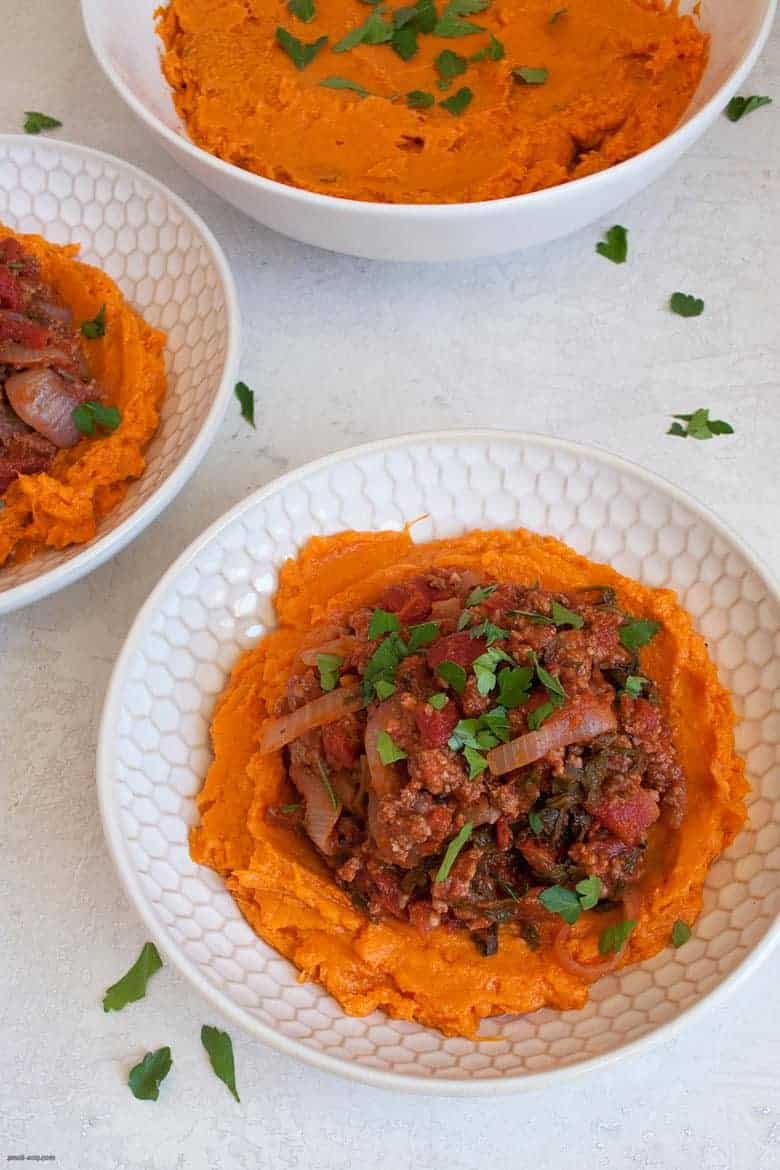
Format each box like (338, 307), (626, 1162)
(98, 430), (780, 1094)
(0, 136), (240, 615)
(82, 0), (776, 261)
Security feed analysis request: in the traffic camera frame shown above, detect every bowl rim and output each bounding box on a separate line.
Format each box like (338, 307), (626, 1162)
(97, 427), (780, 1096)
(81, 0), (778, 218)
(0, 134), (242, 615)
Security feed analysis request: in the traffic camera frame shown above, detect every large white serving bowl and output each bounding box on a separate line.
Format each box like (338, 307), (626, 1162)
(0, 137), (240, 615)
(98, 430), (780, 1094)
(82, 0), (776, 261)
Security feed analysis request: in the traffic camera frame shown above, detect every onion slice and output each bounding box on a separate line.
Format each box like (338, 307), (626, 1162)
(487, 694), (617, 776)
(289, 757), (342, 854)
(300, 637), (356, 667)
(258, 685), (363, 754)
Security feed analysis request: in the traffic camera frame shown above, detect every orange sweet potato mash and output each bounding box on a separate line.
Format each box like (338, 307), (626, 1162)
(191, 527), (747, 1037)
(157, 0), (708, 204)
(0, 226), (166, 566)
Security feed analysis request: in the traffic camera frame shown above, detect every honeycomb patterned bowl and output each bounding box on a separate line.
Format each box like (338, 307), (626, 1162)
(98, 431), (780, 1094)
(0, 135), (240, 614)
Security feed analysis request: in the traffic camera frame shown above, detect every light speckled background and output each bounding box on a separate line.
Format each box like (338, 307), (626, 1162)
(1, 3), (778, 1167)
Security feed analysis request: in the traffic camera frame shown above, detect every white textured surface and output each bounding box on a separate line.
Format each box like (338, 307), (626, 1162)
(100, 433), (780, 1091)
(1, 0), (779, 1165)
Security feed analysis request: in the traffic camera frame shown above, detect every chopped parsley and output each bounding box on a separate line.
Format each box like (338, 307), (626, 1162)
(427, 692), (449, 710)
(407, 89), (435, 108)
(376, 729), (408, 765)
(539, 884), (581, 924)
(375, 679), (397, 700)
(527, 696), (562, 730)
(288, 0), (315, 20)
(470, 33), (504, 60)
(598, 918), (636, 955)
(670, 292), (704, 318)
(726, 94), (772, 123)
(368, 608), (401, 639)
(276, 26), (328, 68)
(595, 224), (628, 264)
(81, 304), (107, 339)
(433, 0), (488, 37)
(667, 408), (734, 440)
(575, 874), (601, 910)
(435, 659), (467, 694)
(671, 919), (692, 948)
(334, 8), (393, 51)
(234, 381), (256, 427)
(201, 1025), (240, 1102)
(463, 745), (489, 777)
(622, 674), (648, 698)
(23, 111), (62, 135)
(440, 86), (473, 115)
(465, 584), (496, 607)
(618, 618), (660, 652)
(512, 66), (548, 85)
(407, 621), (440, 651)
(496, 665), (533, 708)
(128, 1047), (172, 1101)
(508, 608), (555, 626)
(434, 821), (473, 882)
(473, 646), (514, 695)
(320, 76), (370, 97)
(71, 400), (121, 437)
(316, 652), (342, 692)
(528, 809), (543, 835)
(550, 600), (584, 629)
(530, 651), (565, 699)
(470, 618), (509, 645)
(103, 942), (163, 1012)
(362, 631), (408, 700)
(435, 48), (468, 90)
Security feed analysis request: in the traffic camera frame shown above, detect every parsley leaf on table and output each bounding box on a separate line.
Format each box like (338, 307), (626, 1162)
(670, 292), (704, 317)
(103, 942), (163, 1012)
(667, 408), (733, 440)
(726, 94), (772, 123)
(201, 1026), (240, 1102)
(234, 381), (255, 427)
(596, 224), (628, 263)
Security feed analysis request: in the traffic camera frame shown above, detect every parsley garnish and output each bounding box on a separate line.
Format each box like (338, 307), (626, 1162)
(618, 618), (659, 652)
(539, 884), (581, 924)
(671, 919), (692, 948)
(470, 33), (504, 60)
(512, 66), (548, 85)
(317, 758), (339, 810)
(407, 621), (440, 651)
(508, 608), (555, 626)
(549, 6), (567, 21)
(435, 49), (468, 89)
(128, 1047), (172, 1101)
(234, 381), (255, 427)
(375, 679), (397, 700)
(103, 942), (163, 1012)
(407, 89), (435, 108)
(24, 111), (62, 135)
(427, 692), (448, 710)
(368, 608), (401, 639)
(288, 0), (315, 21)
(473, 646), (514, 695)
(435, 821), (473, 882)
(436, 659), (467, 694)
(276, 26), (328, 68)
(670, 292), (704, 318)
(334, 9), (393, 51)
(440, 87), (473, 115)
(201, 1026), (240, 1102)
(463, 745), (488, 777)
(575, 874), (601, 910)
(550, 600), (584, 629)
(362, 631), (408, 700)
(528, 809), (543, 835)
(470, 618), (509, 645)
(466, 584), (496, 607)
(457, 610), (473, 630)
(596, 224), (628, 264)
(726, 94), (772, 123)
(433, 0), (487, 37)
(622, 674), (647, 698)
(391, 0), (436, 58)
(316, 652), (342, 692)
(530, 651), (565, 698)
(527, 697), (562, 730)
(81, 304), (107, 339)
(320, 77), (370, 97)
(667, 408), (734, 440)
(481, 706), (511, 742)
(72, 400), (121, 437)
(496, 665), (533, 708)
(598, 919), (636, 955)
(376, 729), (408, 764)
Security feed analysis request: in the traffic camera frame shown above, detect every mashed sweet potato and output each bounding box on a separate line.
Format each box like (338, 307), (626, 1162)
(0, 226), (166, 565)
(191, 528), (747, 1038)
(157, 0), (708, 204)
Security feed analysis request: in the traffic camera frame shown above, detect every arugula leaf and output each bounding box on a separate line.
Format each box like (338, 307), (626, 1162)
(466, 584), (496, 606)
(436, 49), (468, 83)
(463, 745), (488, 778)
(622, 674), (647, 698)
(201, 1026), (240, 1102)
(276, 26), (328, 67)
(103, 942), (163, 1012)
(670, 292), (704, 318)
(496, 665), (533, 708)
(407, 89), (435, 108)
(550, 600), (584, 629)
(234, 381), (255, 427)
(72, 400), (121, 437)
(368, 609), (401, 639)
(539, 884), (581, 925)
(24, 111), (62, 135)
(671, 919), (692, 948)
(473, 647), (513, 695)
(376, 729), (408, 764)
(726, 94), (772, 123)
(596, 224), (628, 263)
(80, 303), (107, 339)
(128, 1047), (172, 1101)
(288, 0), (315, 21)
(317, 758), (339, 810)
(512, 66), (548, 85)
(334, 9), (393, 50)
(618, 618), (660, 652)
(435, 821), (473, 882)
(530, 651), (565, 699)
(375, 679), (397, 700)
(528, 809), (543, 835)
(316, 652), (342, 692)
(440, 86), (473, 115)
(407, 621), (440, 651)
(470, 618), (509, 645)
(436, 659), (467, 694)
(427, 692), (448, 710)
(575, 874), (601, 910)
(549, 6), (567, 21)
(470, 33), (504, 60)
(320, 76), (370, 97)
(667, 408), (734, 440)
(598, 918), (636, 955)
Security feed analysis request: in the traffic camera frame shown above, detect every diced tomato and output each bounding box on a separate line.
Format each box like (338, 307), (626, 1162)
(426, 631), (487, 669)
(591, 785), (659, 846)
(0, 312), (49, 347)
(415, 700), (458, 749)
(321, 715), (363, 770)
(379, 577), (433, 623)
(0, 269), (21, 311)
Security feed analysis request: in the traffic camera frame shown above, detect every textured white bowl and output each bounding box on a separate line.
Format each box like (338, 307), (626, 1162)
(0, 136), (240, 614)
(98, 431), (780, 1094)
(81, 0), (776, 261)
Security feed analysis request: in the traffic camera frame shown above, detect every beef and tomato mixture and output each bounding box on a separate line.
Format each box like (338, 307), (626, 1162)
(262, 568), (685, 956)
(0, 236), (114, 495)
